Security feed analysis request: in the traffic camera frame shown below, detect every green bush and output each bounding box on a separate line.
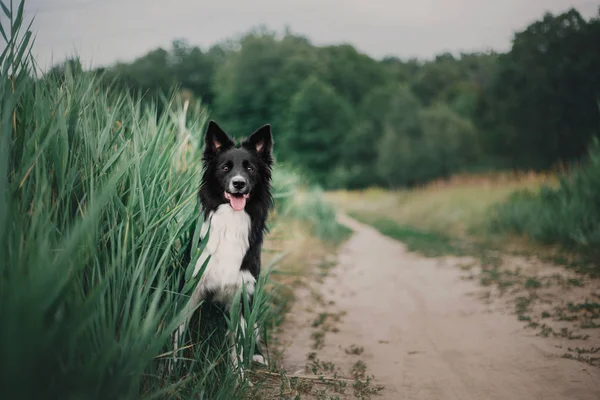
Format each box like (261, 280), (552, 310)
(282, 75), (354, 186)
(377, 101), (479, 187)
(492, 137), (600, 269)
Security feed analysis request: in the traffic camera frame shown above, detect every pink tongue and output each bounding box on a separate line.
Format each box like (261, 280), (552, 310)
(229, 196), (247, 211)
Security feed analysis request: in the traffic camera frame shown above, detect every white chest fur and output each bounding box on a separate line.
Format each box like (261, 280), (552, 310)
(191, 204), (255, 305)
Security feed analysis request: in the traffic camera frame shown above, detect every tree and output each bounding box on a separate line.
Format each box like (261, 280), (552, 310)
(418, 104), (480, 178)
(170, 39), (220, 106)
(317, 44), (392, 108)
(212, 31), (323, 136)
(410, 53), (462, 106)
(477, 9), (600, 169)
(374, 86), (424, 187)
(376, 102), (479, 188)
(283, 76), (354, 186)
(376, 126), (418, 188)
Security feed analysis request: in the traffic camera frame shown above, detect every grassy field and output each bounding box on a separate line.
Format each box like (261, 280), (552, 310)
(0, 4), (349, 398)
(327, 172), (555, 253)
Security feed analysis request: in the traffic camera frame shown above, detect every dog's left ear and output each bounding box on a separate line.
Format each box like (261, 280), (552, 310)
(243, 124), (273, 160)
(204, 120), (235, 158)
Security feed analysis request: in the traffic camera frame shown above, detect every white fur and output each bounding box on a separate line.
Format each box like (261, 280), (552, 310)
(191, 204), (255, 304)
(173, 204), (256, 375)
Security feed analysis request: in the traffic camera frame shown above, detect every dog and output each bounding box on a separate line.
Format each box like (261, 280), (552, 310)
(173, 120), (274, 379)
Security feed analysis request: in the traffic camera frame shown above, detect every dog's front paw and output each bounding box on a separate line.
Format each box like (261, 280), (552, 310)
(252, 354), (267, 366)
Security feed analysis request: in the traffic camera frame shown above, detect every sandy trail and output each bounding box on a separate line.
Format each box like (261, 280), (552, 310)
(277, 215), (600, 399)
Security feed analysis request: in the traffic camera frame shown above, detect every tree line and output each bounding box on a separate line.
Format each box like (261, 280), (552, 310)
(50, 8), (600, 188)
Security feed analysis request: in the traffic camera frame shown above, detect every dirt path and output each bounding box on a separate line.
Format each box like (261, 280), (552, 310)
(276, 215), (600, 399)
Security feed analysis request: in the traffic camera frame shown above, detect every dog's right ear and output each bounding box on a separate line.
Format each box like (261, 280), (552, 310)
(204, 120), (234, 157)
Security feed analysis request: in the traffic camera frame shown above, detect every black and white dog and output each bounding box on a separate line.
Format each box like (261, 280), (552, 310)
(174, 120), (273, 376)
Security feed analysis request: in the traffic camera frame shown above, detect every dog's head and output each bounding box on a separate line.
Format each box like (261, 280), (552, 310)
(202, 120), (273, 212)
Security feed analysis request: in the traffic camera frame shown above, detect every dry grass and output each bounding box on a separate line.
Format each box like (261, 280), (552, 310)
(264, 219), (333, 282)
(327, 171), (555, 237)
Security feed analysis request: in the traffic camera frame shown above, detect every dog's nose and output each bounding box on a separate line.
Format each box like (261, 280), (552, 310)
(232, 178), (246, 190)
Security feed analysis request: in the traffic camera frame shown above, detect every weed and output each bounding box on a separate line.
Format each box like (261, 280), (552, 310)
(580, 320), (600, 329)
(568, 301), (600, 317)
(312, 312), (330, 328)
(352, 375), (385, 400)
(569, 347), (600, 355)
(561, 353), (600, 366)
(311, 331), (326, 350)
(515, 295), (534, 316)
(559, 328), (589, 340)
(351, 360), (367, 379)
(554, 308), (578, 322)
(525, 277), (542, 289)
(538, 324), (554, 337)
(527, 321), (540, 329)
(345, 344), (365, 356)
(567, 278), (585, 287)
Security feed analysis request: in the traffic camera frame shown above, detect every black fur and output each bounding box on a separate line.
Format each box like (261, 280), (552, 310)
(176, 121), (273, 362)
(199, 120), (274, 279)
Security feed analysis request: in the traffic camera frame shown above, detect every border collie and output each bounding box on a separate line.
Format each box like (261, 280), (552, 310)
(174, 120), (273, 377)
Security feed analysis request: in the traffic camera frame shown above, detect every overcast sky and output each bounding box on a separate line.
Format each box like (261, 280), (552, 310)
(19, 0), (600, 70)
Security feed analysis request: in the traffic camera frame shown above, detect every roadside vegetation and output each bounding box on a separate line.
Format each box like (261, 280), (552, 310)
(328, 172), (554, 255)
(491, 138), (600, 275)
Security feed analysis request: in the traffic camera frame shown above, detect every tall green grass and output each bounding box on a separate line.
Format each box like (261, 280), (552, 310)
(0, 2), (264, 398)
(492, 137), (600, 272)
(0, 2), (352, 398)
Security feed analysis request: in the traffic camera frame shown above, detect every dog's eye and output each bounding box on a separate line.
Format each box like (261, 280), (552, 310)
(222, 165), (229, 172)
(246, 166), (254, 173)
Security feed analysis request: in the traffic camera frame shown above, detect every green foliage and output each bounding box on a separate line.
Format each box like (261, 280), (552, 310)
(0, 13), (258, 398)
(212, 30), (322, 135)
(477, 8), (600, 169)
(89, 5), (599, 190)
(376, 102), (479, 187)
(97, 29), (500, 189)
(0, 5), (348, 397)
(283, 76), (354, 186)
(316, 44), (392, 107)
(419, 103), (480, 171)
(0, 30), (217, 400)
(492, 137), (600, 271)
(411, 53), (462, 106)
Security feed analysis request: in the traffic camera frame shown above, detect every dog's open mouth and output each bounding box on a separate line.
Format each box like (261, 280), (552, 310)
(224, 192), (250, 211)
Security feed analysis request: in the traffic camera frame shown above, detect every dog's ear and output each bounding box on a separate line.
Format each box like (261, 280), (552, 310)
(242, 124), (273, 160)
(204, 120), (235, 157)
